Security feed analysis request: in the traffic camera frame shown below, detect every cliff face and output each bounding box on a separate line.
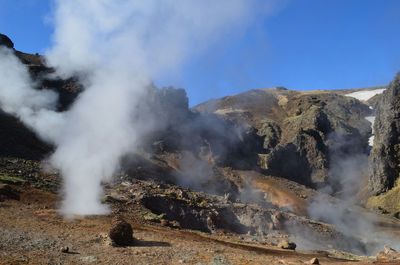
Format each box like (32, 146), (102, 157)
(369, 74), (400, 195)
(194, 88), (371, 188)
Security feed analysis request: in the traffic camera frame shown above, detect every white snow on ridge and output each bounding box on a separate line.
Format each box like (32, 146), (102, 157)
(365, 116), (376, 146)
(365, 116), (375, 129)
(346, 88), (386, 148)
(345, 88), (386, 101)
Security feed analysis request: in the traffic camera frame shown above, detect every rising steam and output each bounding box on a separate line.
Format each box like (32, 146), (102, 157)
(0, 0), (276, 215)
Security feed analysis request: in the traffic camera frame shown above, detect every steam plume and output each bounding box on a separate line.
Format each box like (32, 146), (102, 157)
(307, 130), (400, 255)
(0, 0), (276, 215)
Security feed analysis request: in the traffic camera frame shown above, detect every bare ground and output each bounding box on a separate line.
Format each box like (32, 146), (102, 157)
(0, 185), (394, 265)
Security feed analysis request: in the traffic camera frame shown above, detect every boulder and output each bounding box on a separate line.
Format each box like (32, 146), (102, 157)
(0, 34), (14, 49)
(109, 216), (133, 246)
(60, 246), (69, 253)
(278, 239), (296, 250)
(375, 246), (400, 262)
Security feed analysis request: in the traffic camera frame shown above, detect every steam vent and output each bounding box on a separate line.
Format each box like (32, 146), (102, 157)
(0, 2), (400, 263)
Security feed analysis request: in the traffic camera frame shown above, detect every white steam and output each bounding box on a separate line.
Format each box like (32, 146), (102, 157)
(0, 0), (276, 215)
(0, 47), (63, 142)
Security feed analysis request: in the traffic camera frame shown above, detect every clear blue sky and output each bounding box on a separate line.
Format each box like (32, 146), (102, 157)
(1, 0), (400, 106)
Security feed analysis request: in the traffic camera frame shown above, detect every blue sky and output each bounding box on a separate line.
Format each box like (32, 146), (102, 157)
(1, 0), (400, 106)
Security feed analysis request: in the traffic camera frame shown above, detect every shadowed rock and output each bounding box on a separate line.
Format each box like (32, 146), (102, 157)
(0, 34), (14, 49)
(369, 73), (400, 194)
(109, 217), (133, 246)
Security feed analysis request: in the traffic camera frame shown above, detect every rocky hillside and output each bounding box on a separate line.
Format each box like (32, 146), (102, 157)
(369, 74), (400, 195)
(366, 74), (400, 215)
(3, 33), (400, 263)
(194, 87), (372, 190)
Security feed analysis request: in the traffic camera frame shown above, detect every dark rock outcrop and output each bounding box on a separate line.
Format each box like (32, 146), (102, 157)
(0, 34), (14, 49)
(0, 111), (51, 160)
(369, 73), (400, 194)
(0, 36), (81, 160)
(0, 184), (20, 201)
(195, 88), (371, 187)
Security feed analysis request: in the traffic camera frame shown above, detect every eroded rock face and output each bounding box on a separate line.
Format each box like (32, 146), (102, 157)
(195, 89), (371, 187)
(369, 73), (400, 195)
(0, 34), (14, 49)
(139, 191), (367, 253)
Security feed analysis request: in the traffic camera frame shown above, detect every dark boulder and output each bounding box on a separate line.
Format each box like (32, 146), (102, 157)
(278, 239), (296, 250)
(109, 217), (133, 246)
(0, 34), (14, 49)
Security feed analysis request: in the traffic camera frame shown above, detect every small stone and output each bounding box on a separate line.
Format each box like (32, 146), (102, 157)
(278, 239), (296, 250)
(376, 246), (400, 262)
(79, 256), (98, 262)
(60, 246), (69, 253)
(170, 220), (181, 228)
(376, 251), (390, 262)
(177, 189), (189, 200)
(160, 219), (169, 226)
(309, 257), (319, 264)
(384, 246), (397, 254)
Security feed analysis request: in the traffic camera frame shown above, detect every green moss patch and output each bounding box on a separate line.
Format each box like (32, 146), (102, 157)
(0, 174), (26, 185)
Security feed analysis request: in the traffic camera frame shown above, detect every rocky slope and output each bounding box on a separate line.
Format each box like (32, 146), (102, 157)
(365, 74), (400, 216)
(194, 87), (372, 190)
(2, 34), (400, 262)
(369, 73), (400, 195)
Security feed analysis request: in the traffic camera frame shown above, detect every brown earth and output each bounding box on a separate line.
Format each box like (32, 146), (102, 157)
(0, 185), (389, 265)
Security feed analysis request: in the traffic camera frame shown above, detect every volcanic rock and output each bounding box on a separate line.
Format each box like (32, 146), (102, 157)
(0, 34), (14, 49)
(60, 246), (69, 253)
(160, 219), (169, 226)
(369, 73), (400, 194)
(277, 239), (296, 250)
(376, 246), (400, 262)
(170, 220), (181, 228)
(0, 184), (20, 200)
(194, 88), (370, 187)
(109, 217), (133, 246)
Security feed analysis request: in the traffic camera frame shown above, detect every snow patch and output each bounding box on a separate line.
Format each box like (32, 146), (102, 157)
(345, 88), (386, 101)
(365, 116), (376, 146)
(345, 89), (386, 148)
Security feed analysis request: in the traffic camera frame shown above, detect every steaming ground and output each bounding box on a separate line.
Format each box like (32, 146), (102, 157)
(1, 1), (400, 262)
(299, 88), (391, 255)
(0, 0), (278, 216)
(1, 42), (397, 256)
